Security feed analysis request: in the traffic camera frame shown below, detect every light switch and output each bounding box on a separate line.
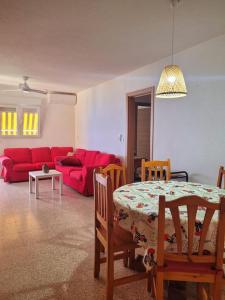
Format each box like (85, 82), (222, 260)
(119, 134), (124, 143)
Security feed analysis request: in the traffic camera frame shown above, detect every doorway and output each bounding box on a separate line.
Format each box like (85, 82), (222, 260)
(126, 87), (154, 183)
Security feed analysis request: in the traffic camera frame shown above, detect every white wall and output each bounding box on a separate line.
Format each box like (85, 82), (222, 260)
(0, 95), (75, 154)
(75, 34), (225, 184)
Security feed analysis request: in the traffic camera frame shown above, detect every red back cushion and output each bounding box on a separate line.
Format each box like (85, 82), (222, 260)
(4, 148), (32, 164)
(95, 153), (117, 165)
(51, 147), (73, 160)
(82, 150), (100, 166)
(74, 148), (87, 164)
(31, 147), (52, 163)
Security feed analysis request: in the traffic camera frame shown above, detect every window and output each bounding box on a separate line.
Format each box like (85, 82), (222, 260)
(0, 107), (18, 136)
(22, 108), (39, 136)
(0, 105), (40, 137)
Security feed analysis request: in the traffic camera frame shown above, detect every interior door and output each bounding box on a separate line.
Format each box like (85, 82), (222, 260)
(127, 97), (136, 183)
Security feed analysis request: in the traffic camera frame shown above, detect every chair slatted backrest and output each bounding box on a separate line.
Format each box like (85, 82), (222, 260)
(217, 166), (225, 189)
(141, 159), (171, 182)
(157, 195), (225, 270)
(100, 164), (126, 192)
(94, 169), (114, 236)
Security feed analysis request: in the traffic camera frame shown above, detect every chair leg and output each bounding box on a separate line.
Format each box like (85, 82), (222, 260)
(197, 283), (208, 300)
(129, 249), (135, 269)
(100, 243), (105, 253)
(94, 236), (101, 278)
(212, 276), (222, 300)
(148, 270), (156, 298)
(123, 250), (128, 268)
(106, 246), (114, 300)
(156, 272), (164, 300)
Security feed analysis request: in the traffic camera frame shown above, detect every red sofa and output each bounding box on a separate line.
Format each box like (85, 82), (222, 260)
(55, 148), (120, 196)
(0, 147), (73, 183)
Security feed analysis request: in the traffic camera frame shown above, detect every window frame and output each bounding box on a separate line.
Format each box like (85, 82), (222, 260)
(0, 105), (41, 138)
(0, 105), (19, 138)
(21, 106), (41, 138)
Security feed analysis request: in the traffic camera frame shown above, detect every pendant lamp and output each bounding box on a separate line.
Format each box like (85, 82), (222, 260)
(156, 0), (187, 98)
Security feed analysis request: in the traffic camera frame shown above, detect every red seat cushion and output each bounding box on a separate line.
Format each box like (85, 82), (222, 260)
(161, 260), (216, 274)
(70, 170), (82, 181)
(34, 162), (55, 170)
(56, 165), (82, 176)
(13, 163), (37, 172)
(51, 147), (73, 160)
(4, 148), (32, 164)
(31, 147), (52, 163)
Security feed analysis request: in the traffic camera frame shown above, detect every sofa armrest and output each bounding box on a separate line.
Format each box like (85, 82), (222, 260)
(0, 156), (13, 168)
(0, 156), (13, 182)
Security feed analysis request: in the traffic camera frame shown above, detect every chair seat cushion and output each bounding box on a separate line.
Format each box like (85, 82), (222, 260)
(98, 224), (138, 251)
(162, 260), (216, 274)
(13, 163), (37, 172)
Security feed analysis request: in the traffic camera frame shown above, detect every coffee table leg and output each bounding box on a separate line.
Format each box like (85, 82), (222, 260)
(52, 176), (55, 190)
(29, 175), (32, 193)
(59, 175), (63, 195)
(35, 178), (39, 199)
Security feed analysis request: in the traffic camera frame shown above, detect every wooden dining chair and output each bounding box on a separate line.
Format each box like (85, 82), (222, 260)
(100, 164), (126, 192)
(93, 169), (149, 300)
(141, 159), (171, 182)
(217, 166), (225, 189)
(153, 195), (225, 300)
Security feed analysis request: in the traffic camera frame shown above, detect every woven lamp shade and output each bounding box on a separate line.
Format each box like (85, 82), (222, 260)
(156, 64), (187, 98)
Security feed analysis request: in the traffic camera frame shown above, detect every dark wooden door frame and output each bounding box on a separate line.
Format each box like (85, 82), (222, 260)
(126, 87), (155, 183)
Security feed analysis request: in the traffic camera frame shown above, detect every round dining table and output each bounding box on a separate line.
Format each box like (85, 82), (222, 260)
(113, 180), (225, 270)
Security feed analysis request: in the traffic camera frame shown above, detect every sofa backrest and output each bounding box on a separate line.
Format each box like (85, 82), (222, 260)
(31, 147), (52, 163)
(4, 148), (32, 164)
(74, 148), (87, 165)
(51, 147), (73, 160)
(82, 150), (99, 166)
(95, 153), (119, 165)
(75, 148), (120, 166)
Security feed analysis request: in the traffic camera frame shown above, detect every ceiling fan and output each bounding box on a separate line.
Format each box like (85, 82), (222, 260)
(0, 76), (77, 98)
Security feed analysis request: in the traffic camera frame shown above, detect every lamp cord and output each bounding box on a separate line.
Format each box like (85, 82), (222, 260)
(171, 2), (175, 65)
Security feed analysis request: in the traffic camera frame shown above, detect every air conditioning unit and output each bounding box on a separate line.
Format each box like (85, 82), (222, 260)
(47, 93), (77, 105)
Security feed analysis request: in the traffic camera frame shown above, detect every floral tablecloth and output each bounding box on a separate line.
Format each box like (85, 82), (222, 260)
(113, 181), (225, 271)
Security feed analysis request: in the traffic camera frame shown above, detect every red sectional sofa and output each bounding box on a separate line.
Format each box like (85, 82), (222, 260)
(55, 148), (120, 196)
(0, 147), (73, 183)
(0, 147), (120, 196)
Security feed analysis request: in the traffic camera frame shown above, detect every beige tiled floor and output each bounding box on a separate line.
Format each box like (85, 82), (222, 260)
(0, 179), (224, 300)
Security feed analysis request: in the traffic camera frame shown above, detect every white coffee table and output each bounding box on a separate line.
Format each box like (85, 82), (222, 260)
(29, 170), (63, 199)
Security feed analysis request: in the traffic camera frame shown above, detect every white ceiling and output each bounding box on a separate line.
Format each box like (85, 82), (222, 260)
(0, 0), (225, 93)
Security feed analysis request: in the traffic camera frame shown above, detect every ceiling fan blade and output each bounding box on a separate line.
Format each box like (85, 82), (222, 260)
(48, 91), (77, 96)
(0, 89), (20, 92)
(28, 88), (48, 95)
